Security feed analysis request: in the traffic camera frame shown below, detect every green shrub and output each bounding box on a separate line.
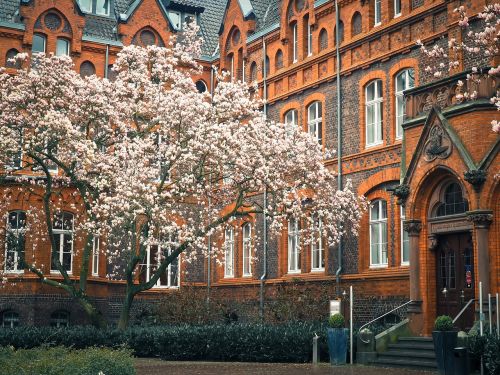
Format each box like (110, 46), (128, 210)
(328, 313), (345, 329)
(0, 346), (135, 375)
(434, 315), (454, 331)
(468, 332), (500, 375)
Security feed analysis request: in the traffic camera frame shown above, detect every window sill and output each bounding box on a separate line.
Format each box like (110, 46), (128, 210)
(311, 268), (325, 273)
(242, 274), (252, 278)
(4, 270), (24, 275)
(369, 265), (388, 270)
(400, 262), (409, 267)
(151, 285), (179, 289)
(287, 270), (301, 275)
(394, 13), (401, 18)
(50, 271), (73, 275)
(365, 141), (384, 149)
(374, 22), (382, 27)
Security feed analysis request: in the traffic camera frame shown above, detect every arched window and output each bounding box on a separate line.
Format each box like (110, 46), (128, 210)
(436, 183), (469, 217)
(305, 17), (312, 57)
(311, 215), (324, 271)
(365, 79), (383, 147)
(352, 12), (362, 37)
(5, 49), (21, 69)
(32, 33), (46, 54)
(250, 61), (257, 82)
(291, 22), (298, 63)
(334, 21), (344, 45)
(56, 38), (70, 56)
(370, 200), (388, 266)
(80, 61), (96, 78)
(5, 210), (26, 273)
(224, 227), (234, 277)
(275, 49), (283, 70)
(288, 218), (300, 273)
(1, 310), (19, 328)
(242, 223), (252, 277)
(51, 212), (74, 273)
(50, 310), (69, 328)
(307, 101), (323, 145)
(196, 80), (207, 93)
(395, 69), (415, 139)
(319, 29), (328, 51)
(264, 55), (270, 77)
(132, 28), (164, 47)
(284, 109), (298, 126)
(106, 64), (117, 82)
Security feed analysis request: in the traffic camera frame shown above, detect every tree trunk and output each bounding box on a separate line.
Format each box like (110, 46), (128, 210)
(117, 291), (136, 330)
(78, 296), (107, 329)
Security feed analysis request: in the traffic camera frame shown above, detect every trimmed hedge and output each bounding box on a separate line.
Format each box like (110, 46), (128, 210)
(0, 346), (135, 375)
(0, 323), (330, 363)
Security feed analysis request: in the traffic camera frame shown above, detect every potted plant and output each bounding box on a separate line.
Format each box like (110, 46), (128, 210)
(433, 315), (457, 375)
(327, 313), (348, 365)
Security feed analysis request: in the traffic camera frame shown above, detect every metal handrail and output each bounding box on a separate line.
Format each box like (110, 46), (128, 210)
(452, 298), (475, 324)
(358, 300), (413, 344)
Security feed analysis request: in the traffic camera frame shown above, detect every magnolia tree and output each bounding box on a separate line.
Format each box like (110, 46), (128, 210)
(417, 3), (500, 133)
(0, 26), (365, 329)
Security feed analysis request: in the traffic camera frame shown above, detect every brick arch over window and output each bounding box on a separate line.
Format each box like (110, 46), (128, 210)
(279, 101), (301, 123)
(132, 27), (165, 47)
(359, 70), (387, 151)
(351, 12), (362, 37)
(319, 28), (328, 51)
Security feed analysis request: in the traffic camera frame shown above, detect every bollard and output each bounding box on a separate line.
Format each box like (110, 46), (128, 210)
(312, 333), (319, 365)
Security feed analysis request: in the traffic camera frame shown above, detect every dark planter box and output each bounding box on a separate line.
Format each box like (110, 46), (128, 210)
(433, 330), (458, 375)
(327, 328), (348, 365)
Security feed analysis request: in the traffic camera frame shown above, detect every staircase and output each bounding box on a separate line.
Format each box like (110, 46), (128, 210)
(371, 337), (437, 370)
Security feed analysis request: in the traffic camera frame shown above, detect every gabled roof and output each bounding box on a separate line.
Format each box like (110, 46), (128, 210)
(0, 0), (21, 23)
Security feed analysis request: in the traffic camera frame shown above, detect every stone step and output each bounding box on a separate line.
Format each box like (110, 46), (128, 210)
(379, 350), (436, 360)
(398, 336), (433, 342)
(388, 342), (435, 351)
(372, 357), (438, 369)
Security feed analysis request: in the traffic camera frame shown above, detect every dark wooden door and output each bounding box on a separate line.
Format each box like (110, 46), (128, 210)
(436, 233), (475, 330)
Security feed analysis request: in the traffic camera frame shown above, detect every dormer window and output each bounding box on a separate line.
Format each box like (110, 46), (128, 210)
(168, 10), (197, 31)
(80, 0), (110, 16)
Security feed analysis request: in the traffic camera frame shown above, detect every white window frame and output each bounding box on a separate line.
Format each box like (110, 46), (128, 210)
(56, 38), (70, 56)
(292, 23), (298, 63)
(242, 223), (252, 277)
(369, 200), (388, 267)
(32, 33), (46, 54)
(394, 0), (402, 17)
(307, 23), (313, 57)
(51, 212), (74, 274)
(141, 236), (180, 288)
(401, 206), (410, 265)
(308, 101), (323, 145)
(168, 10), (181, 30)
(374, 0), (382, 26)
(95, 0), (110, 16)
(5, 211), (26, 274)
(284, 109), (298, 126)
(224, 227), (234, 277)
(288, 219), (300, 273)
(395, 69), (414, 140)
(79, 0), (92, 13)
(311, 216), (324, 271)
(365, 79), (383, 147)
(230, 54), (234, 81)
(92, 236), (99, 276)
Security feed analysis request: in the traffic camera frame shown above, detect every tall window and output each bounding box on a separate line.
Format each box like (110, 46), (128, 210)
(51, 212), (74, 273)
(50, 310), (69, 328)
(250, 62), (257, 82)
(229, 54), (234, 81)
(374, 0), (382, 26)
(1, 311), (19, 328)
(56, 38), (70, 56)
(292, 23), (298, 63)
(275, 50), (283, 70)
(401, 207), (409, 265)
(92, 236), (99, 276)
(32, 34), (46, 54)
(224, 227), (234, 277)
(307, 23), (313, 56)
(394, 0), (402, 17)
(365, 79), (383, 147)
(5, 211), (26, 273)
(307, 102), (323, 145)
(284, 109), (298, 126)
(319, 29), (328, 51)
(139, 236), (179, 288)
(370, 200), (388, 266)
(288, 218), (300, 273)
(311, 216), (324, 271)
(242, 223), (252, 277)
(80, 61), (96, 78)
(395, 69), (414, 139)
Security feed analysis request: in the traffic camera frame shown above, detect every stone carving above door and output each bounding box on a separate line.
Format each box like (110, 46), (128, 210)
(424, 124), (452, 162)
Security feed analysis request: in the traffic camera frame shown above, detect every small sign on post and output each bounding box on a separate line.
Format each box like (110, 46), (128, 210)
(330, 299), (341, 316)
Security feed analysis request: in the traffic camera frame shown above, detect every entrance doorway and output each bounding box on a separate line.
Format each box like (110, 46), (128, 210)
(436, 232), (475, 330)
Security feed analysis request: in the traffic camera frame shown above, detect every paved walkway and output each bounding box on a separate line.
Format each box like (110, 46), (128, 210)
(135, 360), (438, 375)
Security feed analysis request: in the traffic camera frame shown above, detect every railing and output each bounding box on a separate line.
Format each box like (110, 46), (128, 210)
(358, 300), (413, 344)
(452, 298), (475, 324)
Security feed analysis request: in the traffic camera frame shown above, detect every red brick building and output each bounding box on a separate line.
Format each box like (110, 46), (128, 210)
(0, 0), (498, 335)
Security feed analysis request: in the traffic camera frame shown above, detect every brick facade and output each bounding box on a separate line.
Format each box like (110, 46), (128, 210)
(0, 0), (498, 334)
